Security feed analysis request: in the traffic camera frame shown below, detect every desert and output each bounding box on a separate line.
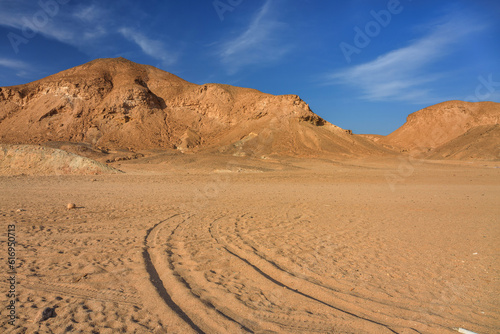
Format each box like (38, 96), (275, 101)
(0, 56), (498, 334)
(0, 155), (499, 334)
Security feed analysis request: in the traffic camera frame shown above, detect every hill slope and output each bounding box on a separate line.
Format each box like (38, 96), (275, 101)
(427, 124), (500, 160)
(379, 101), (500, 152)
(0, 57), (388, 158)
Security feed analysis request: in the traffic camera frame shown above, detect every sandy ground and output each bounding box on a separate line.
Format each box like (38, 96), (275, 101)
(0, 155), (499, 334)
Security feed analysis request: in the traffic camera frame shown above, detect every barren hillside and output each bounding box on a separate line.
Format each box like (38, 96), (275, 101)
(0, 57), (387, 158)
(378, 100), (500, 152)
(427, 124), (500, 160)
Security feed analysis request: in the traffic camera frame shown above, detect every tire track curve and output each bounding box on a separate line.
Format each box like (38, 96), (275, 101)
(143, 214), (254, 334)
(210, 216), (402, 334)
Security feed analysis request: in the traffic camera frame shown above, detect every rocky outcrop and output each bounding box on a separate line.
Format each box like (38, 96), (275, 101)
(0, 57), (388, 158)
(0, 144), (121, 175)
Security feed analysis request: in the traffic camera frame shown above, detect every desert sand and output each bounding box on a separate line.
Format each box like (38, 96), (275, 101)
(0, 154), (499, 334)
(1, 58), (499, 333)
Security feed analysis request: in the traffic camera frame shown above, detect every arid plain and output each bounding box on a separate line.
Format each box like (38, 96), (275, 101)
(1, 155), (498, 334)
(1, 58), (499, 333)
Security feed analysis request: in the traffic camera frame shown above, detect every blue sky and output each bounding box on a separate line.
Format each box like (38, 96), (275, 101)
(0, 0), (499, 134)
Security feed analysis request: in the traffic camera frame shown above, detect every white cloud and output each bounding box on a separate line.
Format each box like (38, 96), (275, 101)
(327, 14), (487, 103)
(0, 1), (75, 43)
(118, 28), (178, 66)
(217, 0), (290, 73)
(0, 1), (111, 52)
(73, 4), (102, 22)
(0, 58), (33, 80)
(0, 58), (30, 70)
(0, 2), (179, 64)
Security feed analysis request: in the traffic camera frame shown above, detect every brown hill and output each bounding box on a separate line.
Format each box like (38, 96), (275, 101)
(378, 101), (500, 152)
(427, 124), (500, 160)
(0, 57), (388, 158)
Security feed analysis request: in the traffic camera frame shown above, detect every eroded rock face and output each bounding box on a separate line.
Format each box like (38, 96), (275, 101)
(0, 57), (391, 158)
(0, 58), (321, 150)
(2, 58), (499, 159)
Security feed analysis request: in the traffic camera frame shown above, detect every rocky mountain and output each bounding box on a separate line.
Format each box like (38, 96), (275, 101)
(378, 100), (500, 153)
(0, 57), (387, 158)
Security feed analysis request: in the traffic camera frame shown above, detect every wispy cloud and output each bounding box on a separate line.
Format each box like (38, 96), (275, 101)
(0, 2), (167, 60)
(327, 14), (487, 103)
(118, 28), (178, 65)
(0, 1), (108, 50)
(0, 58), (30, 70)
(72, 4), (102, 22)
(0, 58), (33, 80)
(216, 0), (290, 73)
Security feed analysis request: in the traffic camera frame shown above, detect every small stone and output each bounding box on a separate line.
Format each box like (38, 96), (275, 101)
(67, 203), (76, 210)
(35, 307), (56, 322)
(16, 208), (26, 212)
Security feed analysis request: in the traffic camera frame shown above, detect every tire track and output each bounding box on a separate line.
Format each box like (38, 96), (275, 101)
(153, 213), (342, 333)
(143, 218), (203, 334)
(22, 281), (142, 306)
(231, 215), (433, 332)
(144, 214), (252, 334)
(211, 216), (404, 334)
(165, 215), (285, 333)
(144, 212), (457, 333)
(231, 214), (477, 333)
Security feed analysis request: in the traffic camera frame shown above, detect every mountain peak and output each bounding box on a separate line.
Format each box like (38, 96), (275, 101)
(0, 58), (381, 157)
